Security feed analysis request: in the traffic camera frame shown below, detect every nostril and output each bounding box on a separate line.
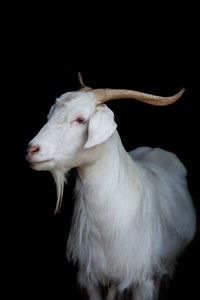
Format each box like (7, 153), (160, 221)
(27, 144), (40, 156)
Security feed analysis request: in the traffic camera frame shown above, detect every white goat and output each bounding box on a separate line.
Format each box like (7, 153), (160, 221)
(27, 74), (196, 300)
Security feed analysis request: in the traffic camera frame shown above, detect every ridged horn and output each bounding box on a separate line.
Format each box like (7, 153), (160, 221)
(93, 88), (185, 106)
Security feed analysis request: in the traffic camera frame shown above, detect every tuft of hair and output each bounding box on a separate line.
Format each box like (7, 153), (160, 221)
(52, 169), (68, 214)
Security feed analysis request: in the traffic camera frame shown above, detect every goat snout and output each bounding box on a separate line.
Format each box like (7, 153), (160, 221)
(26, 144), (40, 161)
(27, 144), (40, 156)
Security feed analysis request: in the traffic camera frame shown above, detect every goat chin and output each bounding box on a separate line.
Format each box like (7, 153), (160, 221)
(29, 159), (55, 171)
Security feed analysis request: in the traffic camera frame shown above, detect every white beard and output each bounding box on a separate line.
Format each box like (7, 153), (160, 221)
(51, 168), (69, 214)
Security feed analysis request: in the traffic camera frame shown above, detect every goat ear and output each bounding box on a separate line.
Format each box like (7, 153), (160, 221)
(84, 105), (117, 149)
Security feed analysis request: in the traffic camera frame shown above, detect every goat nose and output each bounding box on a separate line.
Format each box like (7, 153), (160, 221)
(27, 144), (40, 156)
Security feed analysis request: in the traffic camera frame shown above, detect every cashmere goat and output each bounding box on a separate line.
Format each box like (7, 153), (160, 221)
(27, 74), (196, 300)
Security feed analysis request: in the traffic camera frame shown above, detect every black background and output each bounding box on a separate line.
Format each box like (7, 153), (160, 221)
(7, 4), (199, 299)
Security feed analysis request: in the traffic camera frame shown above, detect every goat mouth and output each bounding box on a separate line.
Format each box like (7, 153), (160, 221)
(28, 158), (54, 165)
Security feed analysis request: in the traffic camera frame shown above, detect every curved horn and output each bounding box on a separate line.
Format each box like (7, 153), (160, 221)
(93, 88), (185, 106)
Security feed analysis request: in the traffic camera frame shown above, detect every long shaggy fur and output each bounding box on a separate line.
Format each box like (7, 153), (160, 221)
(67, 132), (196, 299)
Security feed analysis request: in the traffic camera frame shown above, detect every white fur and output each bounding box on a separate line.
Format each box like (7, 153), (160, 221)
(28, 90), (196, 300)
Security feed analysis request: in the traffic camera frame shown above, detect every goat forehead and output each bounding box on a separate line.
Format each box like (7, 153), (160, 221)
(54, 91), (98, 117)
(57, 91), (96, 106)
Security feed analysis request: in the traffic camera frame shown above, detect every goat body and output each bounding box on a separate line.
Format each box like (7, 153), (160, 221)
(67, 131), (196, 299)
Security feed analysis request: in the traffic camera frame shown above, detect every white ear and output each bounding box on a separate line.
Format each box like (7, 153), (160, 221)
(84, 105), (117, 149)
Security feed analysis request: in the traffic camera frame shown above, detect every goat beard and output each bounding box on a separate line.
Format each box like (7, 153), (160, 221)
(51, 168), (69, 214)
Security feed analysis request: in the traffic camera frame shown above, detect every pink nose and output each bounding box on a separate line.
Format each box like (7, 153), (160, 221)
(27, 144), (40, 157)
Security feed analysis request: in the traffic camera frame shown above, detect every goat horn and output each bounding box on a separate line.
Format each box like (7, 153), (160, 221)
(78, 72), (86, 88)
(78, 72), (93, 92)
(93, 88), (185, 106)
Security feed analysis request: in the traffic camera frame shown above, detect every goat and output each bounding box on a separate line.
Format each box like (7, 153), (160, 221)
(26, 73), (196, 300)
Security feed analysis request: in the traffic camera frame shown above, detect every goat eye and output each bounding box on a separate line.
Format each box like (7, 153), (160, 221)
(75, 117), (86, 124)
